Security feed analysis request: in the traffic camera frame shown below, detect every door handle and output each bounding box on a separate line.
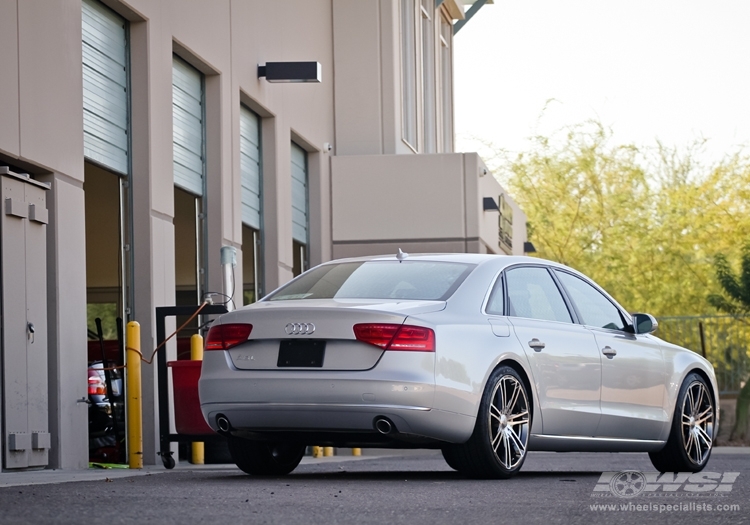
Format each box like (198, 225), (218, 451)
(528, 338), (546, 351)
(602, 346), (617, 358)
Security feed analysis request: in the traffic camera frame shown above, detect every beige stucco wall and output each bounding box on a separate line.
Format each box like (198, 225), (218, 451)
(0, 0), (337, 468)
(331, 153), (528, 258)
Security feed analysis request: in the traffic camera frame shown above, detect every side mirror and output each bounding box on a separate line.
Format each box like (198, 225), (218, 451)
(632, 313), (658, 335)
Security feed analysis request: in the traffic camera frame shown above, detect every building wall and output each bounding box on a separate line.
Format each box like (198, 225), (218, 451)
(333, 0), (460, 156)
(331, 153), (528, 258)
(0, 0), (89, 470)
(0, 0), (336, 468)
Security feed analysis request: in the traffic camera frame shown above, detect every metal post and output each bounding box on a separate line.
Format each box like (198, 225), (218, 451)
(191, 334), (205, 465)
(698, 321), (707, 358)
(221, 246), (237, 312)
(126, 321), (143, 469)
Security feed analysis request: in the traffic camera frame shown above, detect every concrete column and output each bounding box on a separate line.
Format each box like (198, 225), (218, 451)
(261, 118), (295, 291)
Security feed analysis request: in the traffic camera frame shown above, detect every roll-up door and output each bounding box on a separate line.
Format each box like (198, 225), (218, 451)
(240, 107), (261, 229)
(82, 0), (129, 175)
(172, 57), (205, 196)
(290, 143), (308, 244)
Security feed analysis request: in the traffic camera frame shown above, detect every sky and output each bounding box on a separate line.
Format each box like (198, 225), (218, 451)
(453, 1), (750, 163)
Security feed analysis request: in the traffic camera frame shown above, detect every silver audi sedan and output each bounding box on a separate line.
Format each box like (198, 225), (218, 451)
(198, 253), (718, 479)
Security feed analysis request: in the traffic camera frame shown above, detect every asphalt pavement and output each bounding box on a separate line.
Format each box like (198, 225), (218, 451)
(0, 448), (748, 525)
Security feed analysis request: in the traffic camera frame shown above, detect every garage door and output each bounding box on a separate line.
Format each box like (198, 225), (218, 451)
(82, 0), (128, 175)
(172, 57), (204, 196)
(240, 107), (261, 229)
(291, 143), (308, 244)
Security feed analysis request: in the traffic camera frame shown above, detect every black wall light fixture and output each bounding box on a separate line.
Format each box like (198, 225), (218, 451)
(483, 197), (499, 211)
(258, 62), (322, 83)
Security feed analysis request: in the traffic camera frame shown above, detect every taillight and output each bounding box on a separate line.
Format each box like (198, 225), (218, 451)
(88, 376), (107, 395)
(205, 323), (253, 351)
(353, 323), (435, 352)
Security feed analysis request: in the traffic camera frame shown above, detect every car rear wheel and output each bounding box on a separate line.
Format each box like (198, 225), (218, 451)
(227, 436), (305, 476)
(649, 372), (715, 473)
(446, 366), (530, 479)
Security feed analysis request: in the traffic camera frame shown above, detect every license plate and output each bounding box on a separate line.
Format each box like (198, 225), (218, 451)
(277, 340), (325, 367)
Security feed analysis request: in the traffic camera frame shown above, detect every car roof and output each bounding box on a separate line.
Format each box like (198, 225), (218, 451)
(320, 252), (556, 268)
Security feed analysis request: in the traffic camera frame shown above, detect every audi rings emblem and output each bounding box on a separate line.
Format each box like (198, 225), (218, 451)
(285, 322), (316, 335)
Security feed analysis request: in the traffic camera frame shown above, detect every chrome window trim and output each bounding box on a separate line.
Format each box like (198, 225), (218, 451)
(500, 263), (577, 324)
(552, 268), (634, 333)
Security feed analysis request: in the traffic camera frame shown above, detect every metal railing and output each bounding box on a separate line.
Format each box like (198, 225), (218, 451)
(656, 315), (750, 395)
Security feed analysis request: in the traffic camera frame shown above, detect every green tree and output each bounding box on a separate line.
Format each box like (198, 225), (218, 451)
(486, 120), (750, 317)
(708, 245), (750, 442)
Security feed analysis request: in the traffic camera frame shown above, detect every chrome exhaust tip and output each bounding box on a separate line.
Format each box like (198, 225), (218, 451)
(374, 417), (394, 435)
(216, 414), (231, 433)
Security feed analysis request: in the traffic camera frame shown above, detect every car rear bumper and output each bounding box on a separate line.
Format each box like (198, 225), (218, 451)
(201, 402), (474, 444)
(198, 351), (475, 444)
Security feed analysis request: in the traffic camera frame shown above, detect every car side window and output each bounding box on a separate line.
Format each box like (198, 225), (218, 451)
(486, 274), (504, 315)
(505, 267), (572, 323)
(554, 270), (627, 331)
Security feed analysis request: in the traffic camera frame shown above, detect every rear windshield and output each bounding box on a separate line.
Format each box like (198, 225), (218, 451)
(266, 261), (475, 301)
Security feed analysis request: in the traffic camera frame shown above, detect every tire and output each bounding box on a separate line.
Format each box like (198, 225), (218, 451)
(649, 372), (715, 473)
(441, 446), (462, 471)
(448, 366), (531, 479)
(227, 436), (305, 476)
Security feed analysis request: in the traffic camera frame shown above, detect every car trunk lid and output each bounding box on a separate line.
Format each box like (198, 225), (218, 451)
(218, 299), (443, 371)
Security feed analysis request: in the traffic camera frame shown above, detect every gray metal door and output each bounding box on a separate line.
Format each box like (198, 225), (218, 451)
(240, 107), (261, 229)
(290, 143), (308, 244)
(1, 170), (50, 469)
(172, 57), (204, 196)
(82, 0), (129, 175)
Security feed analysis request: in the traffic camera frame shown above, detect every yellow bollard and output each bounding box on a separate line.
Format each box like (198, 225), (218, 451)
(126, 321), (143, 469)
(323, 446), (334, 457)
(191, 334), (205, 465)
(352, 448), (361, 456)
(312, 446), (322, 458)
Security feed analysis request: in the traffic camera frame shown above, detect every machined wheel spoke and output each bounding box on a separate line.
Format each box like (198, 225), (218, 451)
(694, 433), (704, 464)
(490, 403), (503, 422)
(507, 427), (526, 455)
(693, 386), (704, 416)
(685, 431), (695, 457)
(491, 429), (503, 452)
(503, 433), (511, 468)
(505, 381), (521, 414)
(508, 411), (529, 424)
(686, 387), (696, 415)
(696, 406), (713, 423)
(497, 381), (507, 411)
(681, 413), (692, 426)
(696, 426), (712, 448)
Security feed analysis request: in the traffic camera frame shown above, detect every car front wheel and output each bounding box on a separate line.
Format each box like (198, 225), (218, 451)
(649, 372), (715, 473)
(227, 436), (305, 476)
(445, 365), (531, 479)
